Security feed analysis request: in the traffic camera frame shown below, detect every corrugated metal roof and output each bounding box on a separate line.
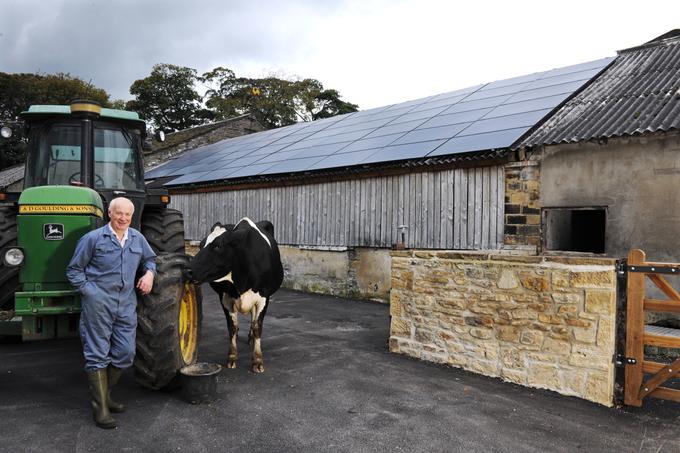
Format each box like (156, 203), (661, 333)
(145, 58), (612, 187)
(521, 32), (680, 147)
(0, 164), (24, 189)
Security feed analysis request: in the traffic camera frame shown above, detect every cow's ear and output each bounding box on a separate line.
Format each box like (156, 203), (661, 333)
(211, 222), (223, 231)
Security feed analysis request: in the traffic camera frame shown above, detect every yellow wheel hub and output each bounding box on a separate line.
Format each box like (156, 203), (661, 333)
(178, 282), (199, 364)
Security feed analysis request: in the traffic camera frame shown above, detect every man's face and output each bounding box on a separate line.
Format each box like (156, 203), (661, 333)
(109, 200), (133, 233)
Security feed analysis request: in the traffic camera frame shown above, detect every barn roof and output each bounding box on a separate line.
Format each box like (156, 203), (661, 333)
(0, 164), (24, 190)
(521, 30), (680, 147)
(146, 58), (612, 187)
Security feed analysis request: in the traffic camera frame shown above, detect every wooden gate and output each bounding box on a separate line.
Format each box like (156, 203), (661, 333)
(624, 249), (680, 406)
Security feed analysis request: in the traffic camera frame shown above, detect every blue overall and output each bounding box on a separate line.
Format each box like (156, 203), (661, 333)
(66, 224), (156, 372)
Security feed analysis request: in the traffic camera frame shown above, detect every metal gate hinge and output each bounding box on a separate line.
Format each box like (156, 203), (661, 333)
(614, 354), (637, 367)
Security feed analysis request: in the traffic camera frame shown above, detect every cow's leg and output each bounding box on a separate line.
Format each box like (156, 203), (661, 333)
(220, 294), (239, 369)
(250, 297), (269, 373)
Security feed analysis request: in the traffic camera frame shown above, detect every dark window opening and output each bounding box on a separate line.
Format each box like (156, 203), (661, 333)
(543, 207), (606, 254)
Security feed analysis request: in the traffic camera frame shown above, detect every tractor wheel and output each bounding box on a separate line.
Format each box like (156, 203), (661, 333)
(134, 253), (202, 390)
(141, 208), (185, 254)
(0, 207), (20, 310)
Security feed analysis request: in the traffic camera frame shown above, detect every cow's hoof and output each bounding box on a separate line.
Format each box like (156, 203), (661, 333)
(251, 363), (265, 373)
(227, 360), (237, 369)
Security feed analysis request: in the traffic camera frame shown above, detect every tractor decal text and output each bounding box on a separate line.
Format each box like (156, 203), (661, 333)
(19, 204), (104, 218)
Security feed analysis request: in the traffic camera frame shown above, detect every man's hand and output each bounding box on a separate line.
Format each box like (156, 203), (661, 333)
(136, 270), (154, 295)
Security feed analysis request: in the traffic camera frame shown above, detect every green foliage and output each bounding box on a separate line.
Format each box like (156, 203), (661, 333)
(127, 64), (209, 132)
(201, 68), (358, 129)
(0, 72), (115, 170)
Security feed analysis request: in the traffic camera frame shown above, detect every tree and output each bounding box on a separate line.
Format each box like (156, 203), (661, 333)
(127, 64), (210, 132)
(0, 72), (116, 169)
(201, 68), (358, 129)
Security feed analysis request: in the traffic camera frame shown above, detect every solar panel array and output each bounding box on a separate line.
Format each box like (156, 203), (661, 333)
(146, 57), (613, 186)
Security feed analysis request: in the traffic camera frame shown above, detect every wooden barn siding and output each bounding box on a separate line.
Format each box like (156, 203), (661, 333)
(170, 165), (505, 249)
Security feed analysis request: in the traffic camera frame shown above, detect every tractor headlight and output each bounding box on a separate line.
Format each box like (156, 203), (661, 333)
(0, 126), (12, 139)
(3, 247), (24, 266)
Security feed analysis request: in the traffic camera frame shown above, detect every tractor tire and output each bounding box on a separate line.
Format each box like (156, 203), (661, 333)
(134, 253), (202, 390)
(141, 208), (185, 254)
(0, 207), (20, 310)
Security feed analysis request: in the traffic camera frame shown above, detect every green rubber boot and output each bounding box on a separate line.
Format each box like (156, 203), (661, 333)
(107, 365), (125, 413)
(87, 369), (116, 429)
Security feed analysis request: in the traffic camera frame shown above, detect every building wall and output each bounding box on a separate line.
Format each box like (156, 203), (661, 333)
(389, 250), (617, 406)
(539, 133), (680, 261)
(280, 246), (391, 301)
(171, 164), (505, 250)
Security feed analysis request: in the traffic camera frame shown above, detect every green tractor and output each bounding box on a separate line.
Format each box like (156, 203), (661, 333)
(0, 100), (201, 389)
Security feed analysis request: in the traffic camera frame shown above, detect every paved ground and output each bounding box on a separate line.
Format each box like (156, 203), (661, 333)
(2, 287), (680, 452)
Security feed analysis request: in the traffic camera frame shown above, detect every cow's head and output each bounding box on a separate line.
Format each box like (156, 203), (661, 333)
(184, 223), (241, 283)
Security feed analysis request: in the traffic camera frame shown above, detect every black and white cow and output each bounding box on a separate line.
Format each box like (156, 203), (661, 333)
(185, 217), (284, 373)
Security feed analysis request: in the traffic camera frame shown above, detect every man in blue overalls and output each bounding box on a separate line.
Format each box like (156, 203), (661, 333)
(67, 197), (156, 429)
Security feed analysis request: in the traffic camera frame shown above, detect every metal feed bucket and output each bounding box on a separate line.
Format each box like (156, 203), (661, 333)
(180, 362), (222, 404)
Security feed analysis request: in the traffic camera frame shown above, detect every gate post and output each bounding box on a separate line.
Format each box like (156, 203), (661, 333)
(624, 249), (645, 406)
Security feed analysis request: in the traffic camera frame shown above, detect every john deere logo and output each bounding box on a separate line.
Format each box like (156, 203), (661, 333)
(44, 223), (64, 240)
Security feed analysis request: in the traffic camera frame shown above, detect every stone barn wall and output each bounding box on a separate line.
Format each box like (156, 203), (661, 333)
(389, 250), (617, 406)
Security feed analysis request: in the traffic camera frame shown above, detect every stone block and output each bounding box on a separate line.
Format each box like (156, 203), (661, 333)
(527, 363), (561, 390)
(596, 318), (614, 347)
(512, 309), (538, 320)
(520, 330), (544, 346)
(390, 318), (411, 338)
(470, 328), (494, 340)
(414, 326), (435, 343)
(570, 270), (614, 288)
(447, 354), (467, 368)
(552, 292), (583, 304)
(496, 326), (520, 343)
(585, 372), (614, 407)
(562, 369), (586, 395)
(501, 368), (527, 385)
(569, 345), (612, 371)
(519, 273), (550, 292)
(497, 269), (519, 289)
(566, 318), (592, 328)
(557, 304), (579, 317)
(572, 326), (597, 344)
(464, 316), (494, 327)
(501, 349), (525, 369)
(585, 290), (614, 315)
(468, 360), (500, 378)
(552, 270), (570, 289)
(542, 338), (571, 355)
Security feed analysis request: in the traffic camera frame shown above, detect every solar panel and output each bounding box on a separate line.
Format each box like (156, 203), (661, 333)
(428, 127), (530, 156)
(149, 57), (612, 186)
(306, 149), (381, 171)
(258, 156), (327, 175)
(392, 123), (471, 145)
(361, 140), (447, 164)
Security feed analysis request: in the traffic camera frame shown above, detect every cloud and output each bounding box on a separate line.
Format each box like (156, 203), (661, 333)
(1, 0), (677, 109)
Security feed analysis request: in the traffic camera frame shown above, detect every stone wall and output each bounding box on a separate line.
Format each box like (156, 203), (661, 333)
(504, 160), (541, 250)
(280, 246), (391, 302)
(389, 250), (617, 406)
(186, 242), (392, 302)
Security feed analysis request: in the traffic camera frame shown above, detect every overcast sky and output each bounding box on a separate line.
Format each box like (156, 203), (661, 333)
(1, 0), (677, 111)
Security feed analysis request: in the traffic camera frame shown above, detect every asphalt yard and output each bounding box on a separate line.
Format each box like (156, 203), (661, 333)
(1, 287), (679, 452)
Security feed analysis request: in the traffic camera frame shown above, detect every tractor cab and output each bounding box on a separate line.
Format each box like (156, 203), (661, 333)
(20, 101), (151, 228)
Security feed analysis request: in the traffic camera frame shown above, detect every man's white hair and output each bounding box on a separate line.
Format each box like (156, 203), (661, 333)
(108, 197), (135, 214)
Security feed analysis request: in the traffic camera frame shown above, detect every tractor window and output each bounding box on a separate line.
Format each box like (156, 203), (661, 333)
(94, 126), (144, 190)
(24, 122), (144, 191)
(25, 123), (81, 188)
